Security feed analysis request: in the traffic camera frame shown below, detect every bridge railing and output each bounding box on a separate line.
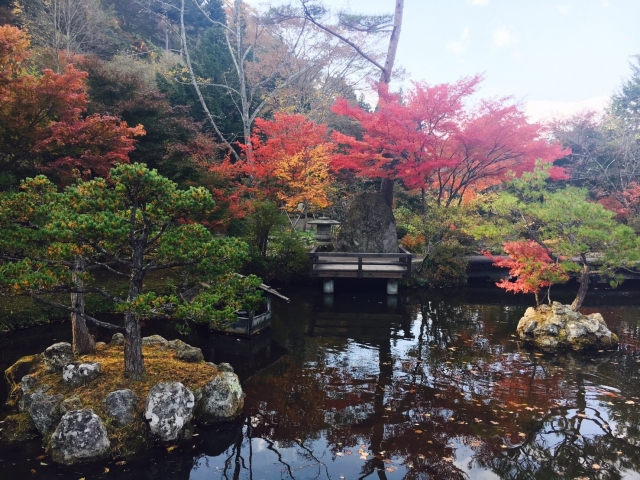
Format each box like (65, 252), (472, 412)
(308, 246), (414, 278)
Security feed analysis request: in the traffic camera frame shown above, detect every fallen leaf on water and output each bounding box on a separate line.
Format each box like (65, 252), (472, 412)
(167, 445), (178, 452)
(625, 400), (635, 405)
(518, 432), (526, 437)
(40, 462), (48, 466)
(346, 450), (352, 455)
(443, 457), (454, 462)
(501, 444), (508, 449)
(592, 464), (601, 470)
(296, 438), (302, 443)
(415, 430), (423, 434)
(336, 452), (343, 457)
(386, 467), (396, 472)
(36, 455), (45, 460)
(427, 440), (433, 444)
(116, 461), (126, 466)
(104, 467), (110, 473)
(576, 413), (589, 418)
(360, 455), (368, 460)
(490, 421), (499, 425)
(30, 470), (36, 474)
(418, 454), (425, 459)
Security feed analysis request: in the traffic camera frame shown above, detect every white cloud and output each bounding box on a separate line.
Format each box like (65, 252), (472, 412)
(556, 3), (572, 15)
(493, 26), (515, 47)
(446, 27), (470, 54)
(471, 0), (489, 5)
(524, 96), (609, 123)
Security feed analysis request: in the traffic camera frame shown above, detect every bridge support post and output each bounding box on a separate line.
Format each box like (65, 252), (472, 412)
(387, 279), (398, 295)
(323, 279), (334, 294)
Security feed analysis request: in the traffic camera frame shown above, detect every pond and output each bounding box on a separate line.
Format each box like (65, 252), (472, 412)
(1, 281), (640, 479)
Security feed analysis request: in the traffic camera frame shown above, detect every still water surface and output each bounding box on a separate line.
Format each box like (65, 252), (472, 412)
(1, 283), (640, 479)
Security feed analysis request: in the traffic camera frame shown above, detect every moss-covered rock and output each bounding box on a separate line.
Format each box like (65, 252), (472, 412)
(517, 302), (619, 352)
(2, 339), (245, 464)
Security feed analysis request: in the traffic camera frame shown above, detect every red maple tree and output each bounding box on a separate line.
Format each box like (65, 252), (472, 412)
(486, 241), (569, 306)
(331, 78), (567, 206)
(0, 25), (144, 183)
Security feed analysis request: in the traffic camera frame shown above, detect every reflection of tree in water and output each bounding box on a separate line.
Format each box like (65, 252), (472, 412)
(241, 290), (640, 479)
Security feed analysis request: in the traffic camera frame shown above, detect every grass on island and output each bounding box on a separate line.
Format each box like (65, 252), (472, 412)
(11, 343), (220, 457)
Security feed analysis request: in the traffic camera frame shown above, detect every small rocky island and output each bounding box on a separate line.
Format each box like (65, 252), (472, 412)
(516, 302), (619, 352)
(2, 335), (244, 465)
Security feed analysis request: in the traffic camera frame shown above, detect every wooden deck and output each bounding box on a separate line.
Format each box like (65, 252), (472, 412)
(308, 247), (414, 279)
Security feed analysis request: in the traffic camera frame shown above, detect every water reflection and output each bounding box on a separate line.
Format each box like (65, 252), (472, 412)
(238, 287), (640, 480)
(1, 286), (640, 479)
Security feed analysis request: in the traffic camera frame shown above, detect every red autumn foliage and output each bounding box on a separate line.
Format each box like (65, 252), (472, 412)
(486, 241), (569, 305)
(331, 78), (568, 205)
(0, 25), (144, 182)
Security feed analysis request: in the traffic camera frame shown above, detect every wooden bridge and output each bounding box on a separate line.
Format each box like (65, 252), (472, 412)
(308, 246), (414, 279)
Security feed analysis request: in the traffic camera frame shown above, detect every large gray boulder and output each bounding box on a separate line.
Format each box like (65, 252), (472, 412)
(145, 382), (195, 442)
(336, 193), (398, 253)
(62, 362), (101, 387)
(104, 389), (137, 425)
(142, 335), (169, 348)
(43, 343), (73, 373)
(517, 302), (619, 352)
(19, 384), (52, 412)
(111, 333), (124, 345)
(50, 409), (110, 465)
(195, 372), (245, 424)
(175, 345), (204, 363)
(29, 391), (64, 435)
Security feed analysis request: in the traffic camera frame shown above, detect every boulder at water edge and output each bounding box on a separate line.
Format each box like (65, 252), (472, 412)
(104, 389), (136, 425)
(43, 343), (73, 373)
(145, 382), (195, 442)
(29, 391), (64, 435)
(517, 302), (619, 352)
(195, 371), (245, 424)
(50, 409), (110, 465)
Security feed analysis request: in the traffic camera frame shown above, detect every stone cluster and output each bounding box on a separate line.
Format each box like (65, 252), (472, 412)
(2, 335), (245, 465)
(517, 302), (619, 351)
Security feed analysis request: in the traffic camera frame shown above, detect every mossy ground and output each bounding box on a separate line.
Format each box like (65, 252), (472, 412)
(15, 343), (220, 457)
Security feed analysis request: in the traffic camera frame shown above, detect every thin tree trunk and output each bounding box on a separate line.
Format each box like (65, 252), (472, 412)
(71, 255), (95, 355)
(379, 0), (404, 84)
(124, 243), (145, 379)
(570, 259), (590, 311)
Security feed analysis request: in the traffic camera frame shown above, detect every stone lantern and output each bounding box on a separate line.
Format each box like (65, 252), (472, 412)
(308, 217), (340, 243)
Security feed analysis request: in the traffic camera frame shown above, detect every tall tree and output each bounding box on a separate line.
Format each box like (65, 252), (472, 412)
(332, 78), (567, 208)
(0, 164), (262, 378)
(277, 0), (405, 206)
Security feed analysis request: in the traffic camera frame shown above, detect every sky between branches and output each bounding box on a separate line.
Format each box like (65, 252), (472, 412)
(247, 0), (640, 122)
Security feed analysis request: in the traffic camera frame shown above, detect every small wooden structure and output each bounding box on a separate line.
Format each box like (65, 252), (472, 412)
(307, 246), (414, 294)
(216, 281), (289, 337)
(308, 246), (413, 279)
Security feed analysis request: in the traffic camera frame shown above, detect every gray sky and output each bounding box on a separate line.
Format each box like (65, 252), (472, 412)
(250, 0), (640, 121)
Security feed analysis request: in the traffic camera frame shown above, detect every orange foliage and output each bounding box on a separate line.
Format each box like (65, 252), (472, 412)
(0, 25), (144, 181)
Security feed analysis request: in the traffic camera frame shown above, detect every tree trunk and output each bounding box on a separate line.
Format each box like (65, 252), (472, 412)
(379, 0), (405, 84)
(380, 178), (394, 208)
(124, 245), (145, 379)
(71, 256), (95, 355)
(570, 260), (590, 311)
(124, 309), (144, 379)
